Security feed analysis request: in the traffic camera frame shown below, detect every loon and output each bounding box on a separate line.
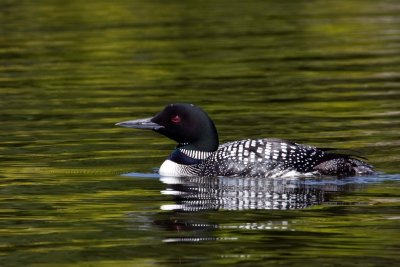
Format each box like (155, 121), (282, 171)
(116, 103), (375, 178)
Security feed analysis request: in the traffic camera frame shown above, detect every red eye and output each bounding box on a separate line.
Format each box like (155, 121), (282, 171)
(171, 115), (181, 124)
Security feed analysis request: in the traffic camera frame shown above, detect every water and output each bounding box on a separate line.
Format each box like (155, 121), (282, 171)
(1, 0), (400, 266)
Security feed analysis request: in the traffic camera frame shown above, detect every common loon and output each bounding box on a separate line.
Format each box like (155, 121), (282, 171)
(116, 103), (375, 178)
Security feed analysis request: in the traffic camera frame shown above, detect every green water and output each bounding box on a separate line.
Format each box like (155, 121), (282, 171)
(1, 0), (400, 266)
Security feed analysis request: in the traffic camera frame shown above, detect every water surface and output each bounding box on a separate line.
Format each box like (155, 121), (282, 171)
(1, 0), (400, 266)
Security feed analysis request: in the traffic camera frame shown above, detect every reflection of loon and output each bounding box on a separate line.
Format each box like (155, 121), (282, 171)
(159, 176), (355, 211)
(124, 174), (396, 243)
(151, 176), (364, 243)
(116, 103), (375, 178)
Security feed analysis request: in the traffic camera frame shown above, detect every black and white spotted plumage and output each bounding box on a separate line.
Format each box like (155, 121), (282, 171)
(202, 139), (323, 177)
(162, 139), (373, 178)
(116, 103), (375, 178)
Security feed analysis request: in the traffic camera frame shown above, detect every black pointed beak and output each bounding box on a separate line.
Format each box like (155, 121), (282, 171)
(115, 117), (164, 130)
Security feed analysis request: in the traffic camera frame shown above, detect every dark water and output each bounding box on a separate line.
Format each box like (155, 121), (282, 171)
(1, 0), (400, 266)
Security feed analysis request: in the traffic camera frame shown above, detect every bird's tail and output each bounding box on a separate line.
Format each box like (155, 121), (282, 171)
(314, 150), (375, 177)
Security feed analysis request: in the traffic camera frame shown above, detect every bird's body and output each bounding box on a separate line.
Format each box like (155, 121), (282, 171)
(117, 103), (375, 178)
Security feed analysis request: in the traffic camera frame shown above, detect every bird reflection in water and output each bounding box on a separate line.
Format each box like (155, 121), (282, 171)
(159, 176), (353, 211)
(151, 175), (362, 243)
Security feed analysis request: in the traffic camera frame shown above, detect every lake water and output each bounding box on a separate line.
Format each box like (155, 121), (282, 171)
(1, 0), (400, 266)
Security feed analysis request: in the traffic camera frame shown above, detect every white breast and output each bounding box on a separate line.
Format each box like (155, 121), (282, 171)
(159, 159), (185, 176)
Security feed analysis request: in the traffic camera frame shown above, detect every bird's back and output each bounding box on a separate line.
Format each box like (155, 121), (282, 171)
(200, 138), (374, 178)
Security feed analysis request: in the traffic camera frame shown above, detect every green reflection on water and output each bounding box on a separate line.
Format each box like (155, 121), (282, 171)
(1, 0), (400, 266)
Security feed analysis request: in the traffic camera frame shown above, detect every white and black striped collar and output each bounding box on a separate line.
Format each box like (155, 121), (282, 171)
(179, 148), (213, 160)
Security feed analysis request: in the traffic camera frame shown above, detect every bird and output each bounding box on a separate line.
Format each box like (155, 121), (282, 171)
(116, 103), (375, 178)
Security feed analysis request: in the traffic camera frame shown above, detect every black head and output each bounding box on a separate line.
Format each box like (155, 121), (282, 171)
(116, 103), (219, 152)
